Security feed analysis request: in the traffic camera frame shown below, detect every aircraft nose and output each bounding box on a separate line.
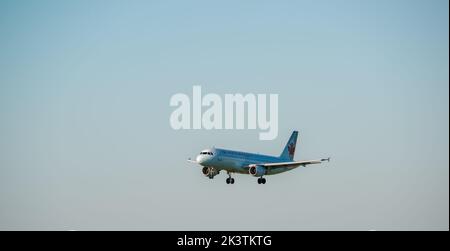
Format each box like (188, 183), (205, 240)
(196, 155), (204, 164)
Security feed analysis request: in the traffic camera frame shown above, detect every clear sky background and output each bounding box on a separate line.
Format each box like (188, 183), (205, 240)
(0, 0), (448, 230)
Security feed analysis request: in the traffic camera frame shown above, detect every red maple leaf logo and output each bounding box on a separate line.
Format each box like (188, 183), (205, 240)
(288, 143), (295, 158)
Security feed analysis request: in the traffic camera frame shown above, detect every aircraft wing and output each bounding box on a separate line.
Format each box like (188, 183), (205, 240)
(187, 158), (198, 164)
(249, 158), (330, 169)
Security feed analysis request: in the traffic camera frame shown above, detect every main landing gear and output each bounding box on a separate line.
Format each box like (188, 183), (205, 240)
(257, 177), (266, 184)
(226, 172), (235, 184)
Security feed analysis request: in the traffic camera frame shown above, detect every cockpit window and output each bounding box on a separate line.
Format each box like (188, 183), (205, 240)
(200, 152), (213, 155)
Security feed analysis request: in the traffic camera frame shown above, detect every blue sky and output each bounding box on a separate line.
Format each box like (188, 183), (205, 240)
(0, 0), (448, 230)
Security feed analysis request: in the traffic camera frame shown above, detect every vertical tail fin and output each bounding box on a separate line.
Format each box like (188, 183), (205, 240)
(280, 131), (298, 161)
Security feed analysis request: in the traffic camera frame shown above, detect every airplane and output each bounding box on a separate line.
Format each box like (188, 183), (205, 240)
(188, 131), (330, 184)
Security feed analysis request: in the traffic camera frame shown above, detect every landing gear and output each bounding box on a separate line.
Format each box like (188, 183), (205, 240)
(226, 177), (235, 184)
(257, 177), (266, 184)
(226, 172), (235, 184)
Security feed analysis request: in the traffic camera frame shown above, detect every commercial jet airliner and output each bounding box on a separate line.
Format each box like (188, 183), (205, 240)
(188, 131), (330, 184)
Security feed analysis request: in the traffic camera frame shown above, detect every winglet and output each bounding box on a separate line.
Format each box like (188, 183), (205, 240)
(321, 157), (330, 162)
(187, 158), (198, 164)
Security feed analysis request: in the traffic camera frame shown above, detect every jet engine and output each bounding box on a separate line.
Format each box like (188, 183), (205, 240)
(249, 165), (266, 177)
(202, 167), (219, 178)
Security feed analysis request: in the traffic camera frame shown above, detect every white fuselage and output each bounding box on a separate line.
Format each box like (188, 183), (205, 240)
(196, 148), (297, 175)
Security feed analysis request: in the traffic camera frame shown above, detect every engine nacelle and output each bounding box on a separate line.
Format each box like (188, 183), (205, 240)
(202, 167), (219, 178)
(202, 167), (210, 176)
(249, 165), (266, 177)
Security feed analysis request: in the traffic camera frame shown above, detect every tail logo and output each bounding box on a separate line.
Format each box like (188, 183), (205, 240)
(288, 143), (296, 158)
